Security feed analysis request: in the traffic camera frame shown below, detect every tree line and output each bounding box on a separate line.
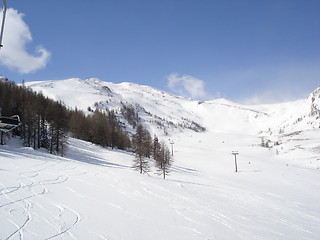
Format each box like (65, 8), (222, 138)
(0, 79), (172, 178)
(1, 79), (67, 154)
(0, 79), (130, 154)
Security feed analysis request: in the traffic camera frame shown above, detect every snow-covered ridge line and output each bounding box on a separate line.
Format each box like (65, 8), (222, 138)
(25, 78), (320, 135)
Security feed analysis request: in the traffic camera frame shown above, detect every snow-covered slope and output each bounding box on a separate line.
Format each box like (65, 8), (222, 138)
(1, 130), (320, 239)
(251, 88), (320, 134)
(26, 79), (199, 136)
(0, 78), (318, 239)
(25, 78), (320, 135)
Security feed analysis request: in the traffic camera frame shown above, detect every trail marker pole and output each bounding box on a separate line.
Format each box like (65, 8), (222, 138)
(170, 140), (174, 156)
(232, 151), (239, 173)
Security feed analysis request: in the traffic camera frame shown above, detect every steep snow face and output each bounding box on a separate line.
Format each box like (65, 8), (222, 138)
(25, 78), (320, 135)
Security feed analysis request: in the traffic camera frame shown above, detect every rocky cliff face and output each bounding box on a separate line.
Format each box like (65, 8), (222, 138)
(309, 87), (320, 118)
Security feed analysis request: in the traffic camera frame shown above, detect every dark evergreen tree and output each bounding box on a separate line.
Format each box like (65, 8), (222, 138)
(152, 135), (161, 161)
(132, 124), (150, 174)
(155, 141), (172, 179)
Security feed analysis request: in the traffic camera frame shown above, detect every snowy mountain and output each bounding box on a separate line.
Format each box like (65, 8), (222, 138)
(1, 77), (319, 239)
(25, 78), (206, 136)
(24, 77), (320, 167)
(25, 77), (320, 136)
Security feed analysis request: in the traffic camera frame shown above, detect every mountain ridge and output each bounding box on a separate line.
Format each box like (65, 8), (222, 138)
(25, 77), (320, 136)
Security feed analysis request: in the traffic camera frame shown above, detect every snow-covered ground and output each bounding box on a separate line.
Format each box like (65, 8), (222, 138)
(0, 78), (319, 239)
(1, 129), (320, 239)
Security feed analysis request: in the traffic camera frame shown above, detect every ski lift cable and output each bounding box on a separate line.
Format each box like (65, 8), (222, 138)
(0, 0), (7, 48)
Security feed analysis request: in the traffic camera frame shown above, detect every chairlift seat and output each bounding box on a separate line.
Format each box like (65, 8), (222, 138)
(0, 115), (20, 132)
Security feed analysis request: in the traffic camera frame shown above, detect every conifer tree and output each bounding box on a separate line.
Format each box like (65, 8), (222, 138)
(155, 141), (172, 179)
(132, 124), (150, 174)
(153, 135), (160, 160)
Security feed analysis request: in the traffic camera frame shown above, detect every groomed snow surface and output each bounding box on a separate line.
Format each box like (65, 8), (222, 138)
(1, 129), (320, 240)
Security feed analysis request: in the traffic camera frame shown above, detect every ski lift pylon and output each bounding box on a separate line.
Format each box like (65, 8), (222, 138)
(0, 0), (7, 48)
(0, 115), (20, 132)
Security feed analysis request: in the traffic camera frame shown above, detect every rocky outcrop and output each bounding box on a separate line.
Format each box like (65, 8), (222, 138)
(309, 87), (320, 118)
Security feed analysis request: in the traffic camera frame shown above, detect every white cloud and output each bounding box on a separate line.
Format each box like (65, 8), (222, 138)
(0, 8), (50, 74)
(167, 73), (207, 99)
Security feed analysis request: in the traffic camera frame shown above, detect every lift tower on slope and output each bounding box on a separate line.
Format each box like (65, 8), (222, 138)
(232, 151), (239, 173)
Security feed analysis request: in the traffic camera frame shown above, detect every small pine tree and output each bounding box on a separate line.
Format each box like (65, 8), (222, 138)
(132, 124), (150, 174)
(155, 141), (172, 179)
(133, 154), (150, 174)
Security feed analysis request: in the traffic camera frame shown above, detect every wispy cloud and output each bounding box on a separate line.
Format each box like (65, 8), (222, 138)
(0, 8), (50, 74)
(167, 73), (207, 99)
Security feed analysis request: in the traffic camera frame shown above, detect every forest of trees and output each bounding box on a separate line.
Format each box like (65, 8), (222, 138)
(0, 79), (130, 154)
(1, 79), (68, 154)
(69, 108), (131, 150)
(0, 79), (172, 178)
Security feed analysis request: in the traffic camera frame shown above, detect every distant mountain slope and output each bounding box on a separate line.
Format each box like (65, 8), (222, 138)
(251, 87), (320, 134)
(25, 78), (320, 136)
(25, 78), (205, 136)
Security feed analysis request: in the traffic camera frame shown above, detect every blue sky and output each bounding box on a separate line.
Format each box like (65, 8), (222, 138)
(0, 0), (319, 103)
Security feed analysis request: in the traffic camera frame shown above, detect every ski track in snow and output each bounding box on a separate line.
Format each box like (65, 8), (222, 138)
(2, 78), (320, 240)
(0, 153), (81, 240)
(1, 135), (320, 239)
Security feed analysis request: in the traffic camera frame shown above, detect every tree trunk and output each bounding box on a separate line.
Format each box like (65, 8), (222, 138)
(0, 132), (3, 145)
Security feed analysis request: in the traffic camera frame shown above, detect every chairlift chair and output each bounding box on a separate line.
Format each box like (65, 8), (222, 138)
(0, 0), (7, 48)
(0, 115), (20, 132)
